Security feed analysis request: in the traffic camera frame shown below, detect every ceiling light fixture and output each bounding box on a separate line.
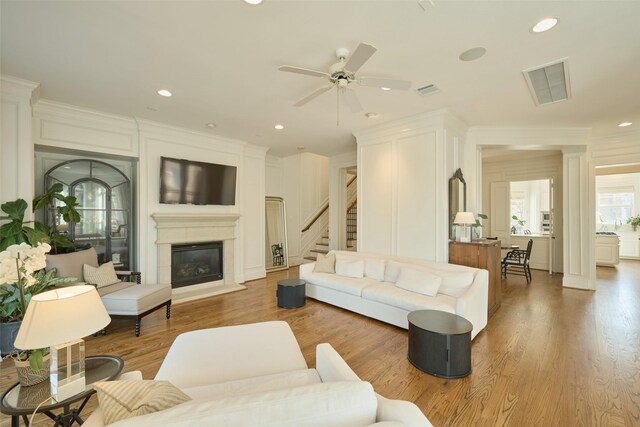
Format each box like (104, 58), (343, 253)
(459, 47), (486, 62)
(618, 122), (633, 127)
(381, 87), (391, 91)
(274, 124), (284, 130)
(243, 0), (263, 5)
(532, 17), (558, 33)
(206, 123), (216, 128)
(157, 89), (172, 97)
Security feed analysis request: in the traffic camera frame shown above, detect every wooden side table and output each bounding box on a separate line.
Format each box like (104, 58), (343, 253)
(408, 310), (473, 379)
(0, 355), (123, 427)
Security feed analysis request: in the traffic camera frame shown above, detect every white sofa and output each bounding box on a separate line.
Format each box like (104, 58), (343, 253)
(301, 250), (488, 339)
(84, 321), (431, 426)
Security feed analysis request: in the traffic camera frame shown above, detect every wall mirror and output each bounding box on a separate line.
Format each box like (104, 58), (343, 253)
(449, 168), (467, 240)
(265, 197), (288, 271)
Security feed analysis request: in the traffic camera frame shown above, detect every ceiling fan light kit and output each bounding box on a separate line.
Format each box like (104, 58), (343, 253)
(278, 42), (412, 125)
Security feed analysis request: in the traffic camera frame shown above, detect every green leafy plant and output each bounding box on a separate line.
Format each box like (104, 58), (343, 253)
(0, 183), (80, 253)
(512, 215), (526, 227)
(473, 213), (488, 228)
(627, 215), (640, 229)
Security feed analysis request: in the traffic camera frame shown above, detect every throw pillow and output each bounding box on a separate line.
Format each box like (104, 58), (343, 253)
(83, 261), (120, 288)
(93, 380), (191, 425)
(437, 272), (475, 297)
(335, 258), (365, 278)
(395, 267), (442, 297)
(313, 253), (336, 273)
(364, 258), (385, 281)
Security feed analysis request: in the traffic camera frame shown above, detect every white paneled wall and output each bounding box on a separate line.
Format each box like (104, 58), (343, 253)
(355, 111), (467, 262)
(11, 96), (267, 284)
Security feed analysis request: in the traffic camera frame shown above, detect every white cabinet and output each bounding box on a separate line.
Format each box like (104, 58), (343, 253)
(595, 234), (620, 266)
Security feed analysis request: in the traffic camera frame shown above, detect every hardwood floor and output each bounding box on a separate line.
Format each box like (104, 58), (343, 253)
(1, 262), (639, 426)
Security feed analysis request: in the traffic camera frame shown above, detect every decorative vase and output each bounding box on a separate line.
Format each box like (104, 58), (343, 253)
(15, 353), (50, 387)
(0, 321), (21, 356)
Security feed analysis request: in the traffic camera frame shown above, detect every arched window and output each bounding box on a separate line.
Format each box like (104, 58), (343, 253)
(45, 160), (132, 270)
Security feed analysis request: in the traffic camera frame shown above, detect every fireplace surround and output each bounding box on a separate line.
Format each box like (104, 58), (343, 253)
(151, 213), (245, 303)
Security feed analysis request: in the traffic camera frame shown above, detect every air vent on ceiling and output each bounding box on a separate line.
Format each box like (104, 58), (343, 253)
(416, 84), (441, 97)
(522, 58), (571, 106)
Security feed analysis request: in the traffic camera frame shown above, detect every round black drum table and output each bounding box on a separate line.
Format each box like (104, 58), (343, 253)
(276, 279), (306, 308)
(407, 310), (472, 378)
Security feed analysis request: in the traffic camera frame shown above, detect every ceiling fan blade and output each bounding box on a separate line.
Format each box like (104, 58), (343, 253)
(278, 65), (329, 78)
(294, 85), (334, 107)
(359, 77), (412, 90)
(344, 43), (377, 73)
(343, 89), (363, 113)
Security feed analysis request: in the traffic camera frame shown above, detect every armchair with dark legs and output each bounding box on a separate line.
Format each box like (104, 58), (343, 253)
(501, 239), (533, 283)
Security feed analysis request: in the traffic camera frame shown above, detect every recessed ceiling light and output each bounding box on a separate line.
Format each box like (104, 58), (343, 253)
(63, 166), (71, 169)
(365, 112), (378, 118)
(206, 123), (217, 128)
(532, 17), (558, 33)
(244, 0), (263, 4)
(157, 89), (172, 97)
(618, 122), (633, 127)
(459, 47), (486, 62)
(380, 87), (391, 91)
(274, 124), (284, 130)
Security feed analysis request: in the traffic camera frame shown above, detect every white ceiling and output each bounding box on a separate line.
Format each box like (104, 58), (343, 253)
(2, 1), (639, 157)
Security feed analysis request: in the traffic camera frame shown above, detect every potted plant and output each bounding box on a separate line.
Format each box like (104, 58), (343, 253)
(0, 242), (76, 384)
(472, 213), (488, 239)
(511, 215), (526, 234)
(627, 215), (640, 231)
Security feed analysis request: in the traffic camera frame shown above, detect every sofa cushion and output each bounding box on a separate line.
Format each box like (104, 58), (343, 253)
(93, 380), (190, 425)
(313, 253), (336, 273)
(303, 272), (379, 297)
(182, 369), (322, 400)
(83, 261), (120, 288)
(100, 284), (171, 315)
(383, 260), (405, 283)
(109, 381), (378, 427)
(362, 283), (457, 313)
(45, 248), (98, 284)
(336, 258), (364, 278)
(395, 267), (441, 297)
(433, 271), (475, 298)
(364, 259), (385, 282)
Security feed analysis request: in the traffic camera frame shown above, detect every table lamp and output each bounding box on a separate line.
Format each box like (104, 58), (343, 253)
(454, 212), (476, 242)
(14, 285), (111, 401)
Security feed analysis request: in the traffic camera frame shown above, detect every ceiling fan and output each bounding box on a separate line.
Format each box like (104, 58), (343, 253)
(278, 43), (412, 125)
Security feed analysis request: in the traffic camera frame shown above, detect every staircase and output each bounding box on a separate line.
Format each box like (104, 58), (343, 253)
(305, 232), (329, 262)
(346, 201), (357, 251)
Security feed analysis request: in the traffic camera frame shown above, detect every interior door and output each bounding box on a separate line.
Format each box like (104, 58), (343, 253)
(548, 179), (554, 274)
(490, 181), (510, 243)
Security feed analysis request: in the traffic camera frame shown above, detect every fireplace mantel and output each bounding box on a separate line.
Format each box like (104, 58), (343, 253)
(151, 212), (244, 303)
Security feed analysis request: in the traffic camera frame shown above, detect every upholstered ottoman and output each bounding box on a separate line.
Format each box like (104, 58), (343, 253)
(100, 284), (172, 336)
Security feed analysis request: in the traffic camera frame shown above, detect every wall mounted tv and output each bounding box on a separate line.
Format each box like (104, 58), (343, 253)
(160, 157), (237, 205)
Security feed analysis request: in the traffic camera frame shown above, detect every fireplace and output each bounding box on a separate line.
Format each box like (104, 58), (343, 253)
(171, 241), (223, 288)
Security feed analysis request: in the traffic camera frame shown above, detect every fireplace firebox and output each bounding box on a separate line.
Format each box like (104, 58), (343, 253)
(171, 241), (223, 288)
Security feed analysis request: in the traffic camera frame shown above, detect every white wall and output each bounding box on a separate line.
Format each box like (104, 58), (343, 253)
(25, 98), (268, 283)
(354, 110), (467, 262)
(282, 152), (329, 265)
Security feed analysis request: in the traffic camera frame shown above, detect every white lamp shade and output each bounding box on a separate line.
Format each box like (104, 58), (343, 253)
(454, 212), (476, 225)
(14, 285), (111, 350)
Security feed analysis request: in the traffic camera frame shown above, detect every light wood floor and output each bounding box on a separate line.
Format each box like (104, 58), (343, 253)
(2, 261), (639, 426)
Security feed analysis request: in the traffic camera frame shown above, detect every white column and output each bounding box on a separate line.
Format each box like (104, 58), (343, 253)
(1, 76), (39, 208)
(562, 150), (594, 289)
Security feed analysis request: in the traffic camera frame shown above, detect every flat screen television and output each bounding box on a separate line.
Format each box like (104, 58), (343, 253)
(160, 156), (237, 205)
